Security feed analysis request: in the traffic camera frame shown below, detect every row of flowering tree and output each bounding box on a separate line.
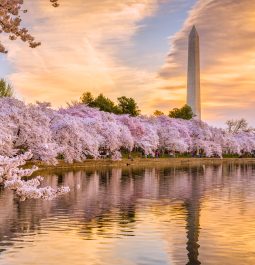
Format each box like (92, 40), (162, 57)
(1, 97), (255, 164)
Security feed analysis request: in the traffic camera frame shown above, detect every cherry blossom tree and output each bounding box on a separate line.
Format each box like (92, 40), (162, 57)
(51, 114), (101, 163)
(0, 97), (255, 162)
(0, 98), (58, 163)
(118, 115), (159, 155)
(187, 120), (223, 157)
(58, 104), (134, 161)
(156, 116), (190, 154)
(234, 132), (255, 155)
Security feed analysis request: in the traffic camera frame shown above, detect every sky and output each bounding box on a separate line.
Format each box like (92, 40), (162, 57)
(1, 0), (255, 126)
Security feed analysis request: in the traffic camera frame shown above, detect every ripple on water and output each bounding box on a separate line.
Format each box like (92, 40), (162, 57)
(0, 164), (255, 265)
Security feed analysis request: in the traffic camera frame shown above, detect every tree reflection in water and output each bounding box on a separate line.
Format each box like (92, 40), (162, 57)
(0, 162), (255, 265)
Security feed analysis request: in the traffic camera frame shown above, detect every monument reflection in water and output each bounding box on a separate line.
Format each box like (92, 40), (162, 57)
(1, 163), (255, 265)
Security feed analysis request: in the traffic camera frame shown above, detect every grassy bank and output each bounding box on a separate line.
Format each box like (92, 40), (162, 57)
(26, 157), (255, 172)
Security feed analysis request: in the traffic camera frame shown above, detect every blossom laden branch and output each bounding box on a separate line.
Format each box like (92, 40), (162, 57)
(0, 151), (70, 201)
(0, 0), (59, 53)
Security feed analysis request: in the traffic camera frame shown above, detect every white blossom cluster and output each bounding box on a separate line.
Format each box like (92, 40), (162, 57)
(0, 151), (70, 201)
(0, 97), (255, 163)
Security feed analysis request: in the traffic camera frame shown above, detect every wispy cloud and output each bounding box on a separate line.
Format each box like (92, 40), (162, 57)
(4, 0), (255, 125)
(6, 0), (162, 107)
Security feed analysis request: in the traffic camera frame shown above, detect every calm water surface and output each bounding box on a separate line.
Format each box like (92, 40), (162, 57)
(1, 163), (255, 265)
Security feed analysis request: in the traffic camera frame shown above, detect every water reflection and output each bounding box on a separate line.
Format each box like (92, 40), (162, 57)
(0, 163), (255, 265)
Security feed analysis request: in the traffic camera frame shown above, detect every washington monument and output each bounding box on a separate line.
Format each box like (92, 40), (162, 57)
(187, 25), (201, 120)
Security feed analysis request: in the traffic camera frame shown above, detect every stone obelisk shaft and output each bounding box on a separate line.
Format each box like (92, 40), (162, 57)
(187, 26), (201, 120)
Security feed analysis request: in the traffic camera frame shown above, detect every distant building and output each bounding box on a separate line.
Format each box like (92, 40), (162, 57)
(187, 26), (201, 120)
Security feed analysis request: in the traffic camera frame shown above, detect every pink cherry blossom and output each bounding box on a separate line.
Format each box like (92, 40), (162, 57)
(0, 151), (69, 201)
(0, 97), (255, 162)
(0, 0), (59, 53)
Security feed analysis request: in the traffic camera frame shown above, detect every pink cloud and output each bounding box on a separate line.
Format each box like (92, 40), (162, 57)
(159, 0), (255, 125)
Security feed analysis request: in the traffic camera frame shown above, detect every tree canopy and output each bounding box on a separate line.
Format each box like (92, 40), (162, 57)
(169, 104), (195, 120)
(117, 96), (140, 116)
(154, 110), (164, 116)
(93, 94), (120, 114)
(80, 92), (120, 114)
(80, 91), (140, 116)
(80, 92), (94, 106)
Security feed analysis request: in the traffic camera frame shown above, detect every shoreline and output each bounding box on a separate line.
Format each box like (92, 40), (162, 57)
(26, 157), (255, 172)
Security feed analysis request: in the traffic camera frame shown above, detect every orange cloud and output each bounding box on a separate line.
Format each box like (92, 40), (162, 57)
(160, 0), (255, 125)
(4, 0), (255, 125)
(6, 0), (162, 108)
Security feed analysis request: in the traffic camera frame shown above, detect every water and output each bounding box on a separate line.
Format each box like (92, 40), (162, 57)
(0, 163), (255, 265)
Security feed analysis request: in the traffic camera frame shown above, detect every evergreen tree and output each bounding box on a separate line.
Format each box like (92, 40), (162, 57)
(93, 94), (120, 114)
(154, 110), (164, 116)
(169, 104), (194, 120)
(80, 92), (94, 106)
(117, 96), (140, 116)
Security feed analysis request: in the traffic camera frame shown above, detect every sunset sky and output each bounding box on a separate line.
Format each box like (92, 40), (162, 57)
(0, 0), (254, 126)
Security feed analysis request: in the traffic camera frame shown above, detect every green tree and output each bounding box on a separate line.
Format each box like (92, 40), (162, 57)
(153, 110), (164, 116)
(117, 96), (140, 116)
(169, 104), (194, 120)
(80, 91), (95, 107)
(93, 94), (120, 114)
(80, 91), (120, 113)
(79, 91), (141, 116)
(0, 79), (13, 97)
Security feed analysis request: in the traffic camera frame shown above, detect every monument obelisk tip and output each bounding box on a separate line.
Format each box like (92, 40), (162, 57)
(189, 25), (199, 37)
(191, 25), (197, 31)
